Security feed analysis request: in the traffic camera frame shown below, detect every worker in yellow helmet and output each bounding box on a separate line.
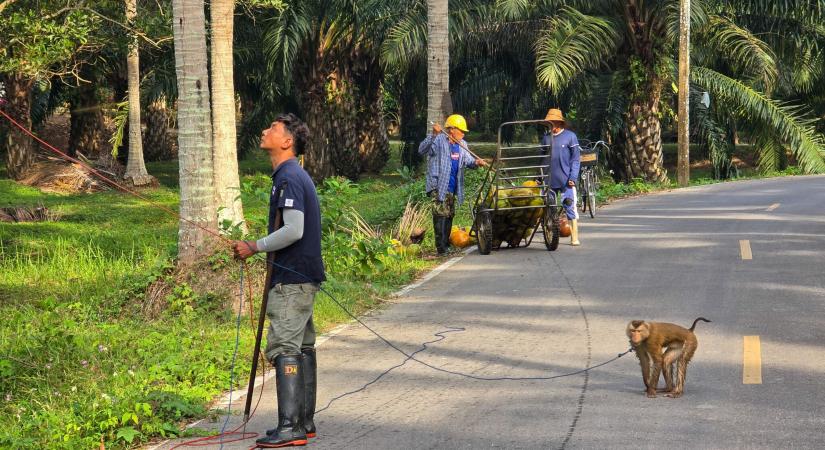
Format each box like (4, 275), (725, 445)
(418, 114), (487, 255)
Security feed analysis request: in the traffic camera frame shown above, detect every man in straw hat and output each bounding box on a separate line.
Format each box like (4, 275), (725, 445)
(541, 108), (582, 246)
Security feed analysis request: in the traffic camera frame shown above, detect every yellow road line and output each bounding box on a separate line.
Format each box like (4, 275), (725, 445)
(743, 336), (762, 384)
(766, 203), (780, 211)
(740, 240), (753, 260)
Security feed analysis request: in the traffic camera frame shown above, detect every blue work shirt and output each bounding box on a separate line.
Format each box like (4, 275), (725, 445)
(448, 143), (461, 193)
(268, 158), (325, 286)
(540, 129), (581, 189)
(417, 133), (477, 203)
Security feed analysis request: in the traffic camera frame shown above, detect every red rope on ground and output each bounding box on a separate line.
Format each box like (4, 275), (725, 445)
(0, 107), (273, 447)
(0, 108), (230, 245)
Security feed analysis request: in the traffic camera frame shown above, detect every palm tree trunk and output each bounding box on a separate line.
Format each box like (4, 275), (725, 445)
(69, 81), (105, 159)
(210, 0), (246, 232)
(357, 89), (389, 174)
(172, 0), (217, 264)
(353, 52), (389, 175)
(400, 63), (424, 169)
(296, 61), (335, 181)
(124, 0), (154, 186)
(143, 97), (176, 161)
(1, 74), (35, 180)
(327, 70), (361, 180)
(624, 80), (669, 183)
(426, 0), (451, 126)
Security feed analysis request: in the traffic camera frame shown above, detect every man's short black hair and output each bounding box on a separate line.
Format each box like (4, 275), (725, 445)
(274, 113), (309, 155)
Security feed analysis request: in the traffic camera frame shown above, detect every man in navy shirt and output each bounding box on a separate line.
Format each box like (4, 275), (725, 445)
(418, 114), (487, 254)
(540, 108), (582, 246)
(233, 113), (324, 447)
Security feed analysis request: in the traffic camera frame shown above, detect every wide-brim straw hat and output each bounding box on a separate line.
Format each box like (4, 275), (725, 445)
(544, 108), (566, 126)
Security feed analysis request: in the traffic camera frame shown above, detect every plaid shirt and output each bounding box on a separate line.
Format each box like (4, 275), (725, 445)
(418, 134), (477, 203)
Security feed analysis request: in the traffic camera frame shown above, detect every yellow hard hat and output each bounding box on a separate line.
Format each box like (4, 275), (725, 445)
(444, 114), (469, 132)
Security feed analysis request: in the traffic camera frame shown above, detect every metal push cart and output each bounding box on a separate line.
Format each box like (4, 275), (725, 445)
(469, 120), (561, 255)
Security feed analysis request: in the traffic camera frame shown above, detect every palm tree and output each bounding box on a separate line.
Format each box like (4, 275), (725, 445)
(426, 0), (451, 126)
(124, 0), (155, 186)
(171, 0), (217, 263)
(210, 0), (247, 232)
(494, 0), (825, 180)
(261, 0), (397, 180)
(260, 0), (350, 179)
(0, 4), (95, 180)
(381, 0), (490, 144)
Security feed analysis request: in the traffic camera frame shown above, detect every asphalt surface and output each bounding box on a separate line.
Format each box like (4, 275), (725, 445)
(153, 175), (825, 450)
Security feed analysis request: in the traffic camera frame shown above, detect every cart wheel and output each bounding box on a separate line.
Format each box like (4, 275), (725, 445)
(476, 211), (493, 255)
(543, 207), (559, 251)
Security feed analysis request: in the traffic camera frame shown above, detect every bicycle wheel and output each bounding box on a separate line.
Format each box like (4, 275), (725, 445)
(587, 172), (599, 219)
(579, 171), (588, 214)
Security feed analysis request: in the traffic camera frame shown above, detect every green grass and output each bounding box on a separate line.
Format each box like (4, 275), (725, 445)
(0, 150), (443, 449)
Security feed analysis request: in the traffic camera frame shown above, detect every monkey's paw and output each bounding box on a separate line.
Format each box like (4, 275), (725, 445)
(665, 392), (683, 398)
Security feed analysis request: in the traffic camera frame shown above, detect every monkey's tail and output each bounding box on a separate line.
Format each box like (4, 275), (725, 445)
(689, 317), (711, 331)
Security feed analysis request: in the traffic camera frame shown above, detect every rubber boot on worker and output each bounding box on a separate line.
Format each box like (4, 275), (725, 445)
(256, 354), (307, 448)
(301, 347), (317, 438)
(570, 219), (581, 246)
(444, 216), (455, 254)
(434, 216), (447, 255)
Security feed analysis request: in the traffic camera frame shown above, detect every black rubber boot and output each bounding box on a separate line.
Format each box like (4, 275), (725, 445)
(433, 215), (446, 255)
(256, 354), (307, 448)
(444, 216), (454, 253)
(301, 347), (317, 438)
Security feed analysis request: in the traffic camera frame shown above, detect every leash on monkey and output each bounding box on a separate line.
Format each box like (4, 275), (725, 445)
(0, 107), (634, 447)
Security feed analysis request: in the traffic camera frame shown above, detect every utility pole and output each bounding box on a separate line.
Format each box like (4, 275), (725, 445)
(677, 0), (691, 186)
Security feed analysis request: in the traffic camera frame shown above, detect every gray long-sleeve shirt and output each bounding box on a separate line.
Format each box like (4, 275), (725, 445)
(255, 208), (304, 252)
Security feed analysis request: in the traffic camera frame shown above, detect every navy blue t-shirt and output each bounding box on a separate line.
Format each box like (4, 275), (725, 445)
(268, 158), (325, 286)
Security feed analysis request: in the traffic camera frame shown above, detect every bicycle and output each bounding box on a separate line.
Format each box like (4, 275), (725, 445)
(577, 140), (608, 219)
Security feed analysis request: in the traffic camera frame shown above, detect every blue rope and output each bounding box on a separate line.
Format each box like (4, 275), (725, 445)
(218, 262), (246, 449)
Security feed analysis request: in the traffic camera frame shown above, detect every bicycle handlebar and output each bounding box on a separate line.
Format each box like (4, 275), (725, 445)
(580, 140), (609, 152)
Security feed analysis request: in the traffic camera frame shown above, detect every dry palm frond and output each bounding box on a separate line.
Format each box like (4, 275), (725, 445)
(341, 208), (383, 240)
(391, 200), (431, 246)
(0, 204), (59, 222)
(19, 160), (112, 193)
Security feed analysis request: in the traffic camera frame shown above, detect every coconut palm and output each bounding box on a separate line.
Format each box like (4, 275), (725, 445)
(124, 0), (154, 186)
(381, 0), (493, 138)
(211, 0), (246, 231)
(491, 0), (825, 180)
(426, 0), (451, 126)
(171, 0), (217, 263)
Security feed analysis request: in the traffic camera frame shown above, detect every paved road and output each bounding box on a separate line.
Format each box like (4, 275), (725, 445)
(155, 175), (825, 450)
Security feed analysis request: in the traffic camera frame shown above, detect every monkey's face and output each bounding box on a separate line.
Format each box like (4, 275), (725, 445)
(626, 321), (650, 345)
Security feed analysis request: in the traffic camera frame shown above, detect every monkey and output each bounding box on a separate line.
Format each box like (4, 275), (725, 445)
(625, 317), (711, 398)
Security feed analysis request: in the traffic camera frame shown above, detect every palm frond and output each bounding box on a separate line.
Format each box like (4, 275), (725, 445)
(534, 7), (619, 93)
(692, 66), (825, 173)
(380, 2), (426, 69)
(691, 87), (736, 179)
(700, 15), (778, 91)
(753, 131), (783, 173)
(723, 0), (825, 21)
(495, 0), (533, 20)
(262, 1), (316, 82)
